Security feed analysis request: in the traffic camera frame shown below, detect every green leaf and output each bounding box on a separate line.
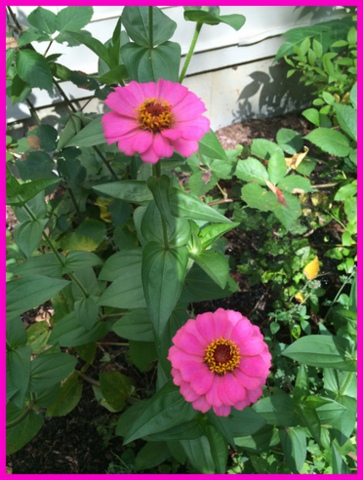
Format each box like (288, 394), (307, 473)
(234, 424), (278, 453)
(142, 242), (188, 359)
(271, 191), (302, 230)
(205, 424), (228, 473)
(7, 275), (69, 319)
(27, 124), (58, 152)
(349, 82), (357, 109)
(64, 114), (105, 148)
(295, 396), (322, 444)
(49, 312), (109, 347)
(98, 64), (128, 84)
(184, 8), (245, 31)
(46, 371), (82, 417)
(16, 151), (55, 181)
(93, 180), (153, 205)
(135, 441), (171, 471)
(268, 151), (288, 185)
(7, 316), (27, 349)
(148, 418), (203, 442)
(333, 103), (356, 142)
(123, 381), (197, 444)
(121, 42), (181, 82)
(241, 183), (277, 212)
(121, 6), (177, 47)
(198, 129), (228, 161)
(332, 442), (350, 473)
(28, 7), (57, 34)
(279, 427), (307, 473)
(302, 108), (321, 127)
(74, 295), (99, 330)
(99, 249), (142, 281)
(129, 340), (157, 372)
(191, 250), (229, 289)
(65, 31), (111, 67)
(6, 409), (44, 455)
(304, 128), (352, 157)
(170, 187), (231, 224)
(56, 6), (93, 33)
(6, 177), (60, 207)
(199, 222), (239, 249)
(6, 345), (32, 407)
(63, 251), (103, 272)
(99, 371), (132, 412)
(13, 219), (47, 258)
(276, 128), (304, 155)
(30, 352), (77, 393)
(252, 138), (284, 160)
(253, 388), (299, 427)
(277, 175), (312, 193)
(16, 49), (53, 91)
(235, 157), (269, 185)
(112, 309), (153, 342)
(179, 436), (216, 473)
(282, 335), (356, 371)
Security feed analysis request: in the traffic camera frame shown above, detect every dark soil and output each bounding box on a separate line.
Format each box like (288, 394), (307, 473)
(6, 112), (346, 474)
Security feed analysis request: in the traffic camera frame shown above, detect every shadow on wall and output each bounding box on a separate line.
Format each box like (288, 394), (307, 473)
(232, 61), (314, 122)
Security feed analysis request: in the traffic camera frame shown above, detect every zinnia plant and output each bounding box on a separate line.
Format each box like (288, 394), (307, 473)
(102, 78), (210, 164)
(168, 308), (272, 416)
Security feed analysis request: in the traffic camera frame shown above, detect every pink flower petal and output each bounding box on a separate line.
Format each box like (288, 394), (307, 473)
(234, 368), (262, 390)
(240, 355), (269, 377)
(157, 78), (189, 106)
(222, 374), (246, 403)
(192, 396), (210, 413)
(230, 319), (254, 345)
(178, 360), (207, 382)
(152, 133), (174, 158)
(195, 311), (216, 341)
(239, 337), (266, 356)
(172, 139), (199, 158)
(189, 369), (214, 395)
(180, 382), (200, 402)
(213, 404), (231, 416)
(172, 330), (205, 356)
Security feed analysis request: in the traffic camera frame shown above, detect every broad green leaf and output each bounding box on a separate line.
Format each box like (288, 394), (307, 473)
(116, 400), (149, 437)
(46, 371), (82, 417)
(13, 219), (48, 258)
(282, 335), (356, 371)
(323, 368), (356, 399)
(6, 177), (60, 207)
(11, 253), (62, 279)
(135, 441), (171, 471)
(330, 395), (356, 446)
(316, 397), (347, 429)
(271, 191), (301, 230)
(184, 8), (245, 31)
(6, 316), (27, 349)
(99, 371), (132, 412)
(121, 41), (181, 82)
(147, 175), (172, 225)
(253, 388), (299, 427)
(234, 424), (279, 452)
(205, 424), (228, 473)
(6, 345), (32, 407)
(124, 381), (197, 444)
(30, 352), (77, 393)
(170, 187), (232, 223)
(277, 175), (312, 193)
(7, 275), (69, 319)
(349, 82), (357, 109)
(268, 151), (288, 185)
(295, 397), (323, 444)
(64, 31), (111, 67)
(64, 115), (105, 148)
(304, 128), (352, 157)
(26, 124), (58, 152)
(332, 442), (350, 473)
(93, 180), (153, 205)
(16, 151), (55, 181)
(179, 436), (215, 473)
(333, 103), (356, 142)
(112, 309), (153, 342)
(147, 418), (203, 442)
(276, 128), (304, 155)
(56, 6), (93, 33)
(180, 263), (239, 303)
(302, 108), (320, 127)
(28, 7), (57, 34)
(16, 49), (53, 91)
(98, 64), (128, 84)
(252, 138), (284, 160)
(49, 312), (109, 347)
(63, 251), (103, 272)
(236, 157), (269, 185)
(6, 409), (44, 455)
(279, 427), (306, 473)
(191, 250), (229, 289)
(121, 6), (177, 47)
(142, 242), (188, 358)
(241, 183), (277, 212)
(99, 249), (142, 281)
(74, 295), (99, 330)
(199, 222), (239, 249)
(129, 340), (157, 372)
(198, 129), (228, 161)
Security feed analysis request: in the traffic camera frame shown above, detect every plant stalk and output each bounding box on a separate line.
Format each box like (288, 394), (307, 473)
(179, 21), (203, 83)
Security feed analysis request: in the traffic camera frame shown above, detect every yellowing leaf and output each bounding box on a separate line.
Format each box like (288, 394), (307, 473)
(303, 256), (319, 280)
(294, 292), (305, 303)
(285, 146), (309, 169)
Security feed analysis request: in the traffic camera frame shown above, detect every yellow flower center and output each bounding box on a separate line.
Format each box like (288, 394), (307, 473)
(137, 98), (173, 133)
(204, 337), (241, 375)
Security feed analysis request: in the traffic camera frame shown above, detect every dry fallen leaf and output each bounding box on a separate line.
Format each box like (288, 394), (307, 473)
(6, 36), (18, 49)
(294, 292), (305, 303)
(303, 255), (320, 280)
(285, 146), (309, 169)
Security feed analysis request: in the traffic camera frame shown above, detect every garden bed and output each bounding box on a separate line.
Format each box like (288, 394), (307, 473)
(7, 111), (350, 474)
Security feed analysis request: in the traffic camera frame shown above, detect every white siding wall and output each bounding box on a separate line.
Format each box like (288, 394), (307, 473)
(7, 6), (345, 129)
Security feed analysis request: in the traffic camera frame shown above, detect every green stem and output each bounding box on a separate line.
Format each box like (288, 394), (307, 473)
(22, 203), (89, 297)
(93, 145), (118, 180)
(179, 22), (203, 83)
(6, 404), (33, 429)
(339, 371), (356, 396)
(324, 267), (356, 321)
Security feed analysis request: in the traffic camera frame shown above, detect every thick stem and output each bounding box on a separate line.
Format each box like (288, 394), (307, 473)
(179, 22), (203, 83)
(148, 6), (154, 51)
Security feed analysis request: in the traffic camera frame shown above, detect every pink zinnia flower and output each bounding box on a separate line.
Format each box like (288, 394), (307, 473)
(168, 308), (272, 416)
(102, 79), (210, 164)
